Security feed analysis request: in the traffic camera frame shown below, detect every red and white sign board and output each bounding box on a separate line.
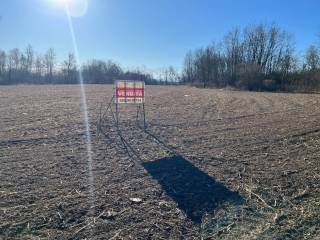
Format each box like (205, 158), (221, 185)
(115, 80), (145, 104)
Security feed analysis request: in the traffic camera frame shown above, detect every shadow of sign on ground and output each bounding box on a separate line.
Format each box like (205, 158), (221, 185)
(142, 155), (243, 224)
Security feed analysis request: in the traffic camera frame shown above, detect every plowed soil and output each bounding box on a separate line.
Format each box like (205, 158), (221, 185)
(1, 85), (320, 239)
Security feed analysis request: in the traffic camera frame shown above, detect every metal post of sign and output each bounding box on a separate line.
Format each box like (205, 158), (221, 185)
(116, 101), (120, 129)
(142, 102), (146, 129)
(135, 104), (146, 129)
(136, 105), (140, 125)
(114, 84), (119, 129)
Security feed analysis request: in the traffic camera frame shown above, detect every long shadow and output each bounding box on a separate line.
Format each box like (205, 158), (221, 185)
(142, 155), (243, 223)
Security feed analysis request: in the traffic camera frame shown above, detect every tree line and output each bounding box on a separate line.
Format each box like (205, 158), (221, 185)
(2, 23), (320, 92)
(0, 46), (172, 85)
(181, 23), (320, 92)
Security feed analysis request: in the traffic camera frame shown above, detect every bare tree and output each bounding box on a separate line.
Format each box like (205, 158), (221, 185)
(167, 66), (179, 84)
(0, 46), (162, 85)
(25, 45), (34, 73)
(10, 48), (21, 71)
(44, 48), (56, 83)
(82, 59), (122, 84)
(35, 55), (44, 79)
(62, 53), (77, 83)
(20, 53), (27, 72)
(224, 27), (243, 84)
(305, 45), (320, 70)
(182, 23), (295, 90)
(158, 67), (170, 84)
(183, 50), (195, 84)
(7, 48), (21, 83)
(0, 50), (6, 77)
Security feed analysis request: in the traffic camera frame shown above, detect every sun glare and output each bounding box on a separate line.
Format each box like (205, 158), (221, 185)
(50, 0), (89, 17)
(56, 0), (72, 3)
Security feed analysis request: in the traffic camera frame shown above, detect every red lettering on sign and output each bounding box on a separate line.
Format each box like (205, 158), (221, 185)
(116, 87), (144, 98)
(115, 81), (145, 104)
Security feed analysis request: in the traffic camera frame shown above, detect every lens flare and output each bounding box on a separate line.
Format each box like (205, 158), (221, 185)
(64, 1), (95, 233)
(67, 0), (88, 17)
(51, 0), (88, 17)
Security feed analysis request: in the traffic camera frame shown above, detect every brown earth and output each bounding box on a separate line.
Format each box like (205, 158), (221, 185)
(1, 85), (320, 239)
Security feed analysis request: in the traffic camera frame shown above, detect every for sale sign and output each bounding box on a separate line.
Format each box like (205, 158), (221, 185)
(115, 80), (145, 104)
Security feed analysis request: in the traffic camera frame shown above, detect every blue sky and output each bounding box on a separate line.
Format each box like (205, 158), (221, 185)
(0, 0), (319, 70)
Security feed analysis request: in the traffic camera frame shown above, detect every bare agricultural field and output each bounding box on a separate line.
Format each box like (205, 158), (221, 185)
(1, 85), (320, 239)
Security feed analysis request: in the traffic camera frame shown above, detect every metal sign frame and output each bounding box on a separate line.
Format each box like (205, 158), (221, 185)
(114, 80), (145, 104)
(113, 80), (146, 129)
(98, 80), (147, 136)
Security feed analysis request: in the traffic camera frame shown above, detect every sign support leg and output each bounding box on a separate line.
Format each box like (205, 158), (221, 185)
(142, 102), (146, 129)
(136, 105), (140, 125)
(115, 100), (119, 130)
